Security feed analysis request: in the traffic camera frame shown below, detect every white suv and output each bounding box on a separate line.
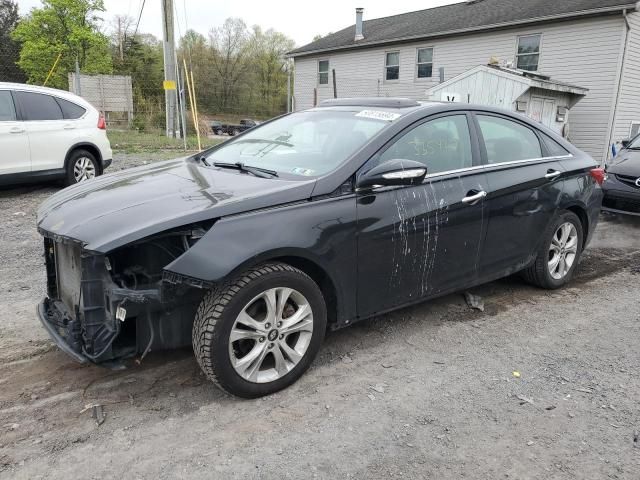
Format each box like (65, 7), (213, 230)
(0, 83), (113, 186)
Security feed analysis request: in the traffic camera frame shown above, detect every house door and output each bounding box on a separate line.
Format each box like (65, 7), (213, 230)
(541, 98), (556, 128)
(529, 96), (556, 129)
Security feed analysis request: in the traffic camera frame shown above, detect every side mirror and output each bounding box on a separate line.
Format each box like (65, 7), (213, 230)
(357, 159), (427, 190)
(621, 139), (631, 148)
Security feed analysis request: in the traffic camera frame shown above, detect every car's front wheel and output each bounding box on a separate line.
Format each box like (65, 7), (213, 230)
(65, 149), (99, 186)
(192, 263), (327, 398)
(522, 210), (584, 289)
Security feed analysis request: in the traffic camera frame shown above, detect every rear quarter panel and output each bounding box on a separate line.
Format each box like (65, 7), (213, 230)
(559, 153), (603, 248)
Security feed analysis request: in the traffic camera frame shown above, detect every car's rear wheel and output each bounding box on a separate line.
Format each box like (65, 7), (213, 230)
(192, 263), (327, 398)
(65, 149), (99, 186)
(522, 210), (583, 289)
(232, 128), (240, 136)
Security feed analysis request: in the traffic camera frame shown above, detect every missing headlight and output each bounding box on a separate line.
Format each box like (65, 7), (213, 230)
(107, 222), (213, 291)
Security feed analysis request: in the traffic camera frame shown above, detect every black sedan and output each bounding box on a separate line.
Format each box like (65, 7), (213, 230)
(603, 135), (640, 215)
(36, 98), (604, 398)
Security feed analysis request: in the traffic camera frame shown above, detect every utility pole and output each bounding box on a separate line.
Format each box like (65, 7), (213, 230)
(161, 0), (177, 138)
(117, 16), (124, 61)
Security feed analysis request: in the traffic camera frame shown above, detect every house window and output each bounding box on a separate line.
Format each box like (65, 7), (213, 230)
(516, 34), (541, 71)
(416, 48), (433, 78)
(385, 52), (400, 81)
(630, 122), (640, 139)
(318, 60), (329, 85)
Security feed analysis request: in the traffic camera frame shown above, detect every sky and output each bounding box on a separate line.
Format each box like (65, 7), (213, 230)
(16, 0), (459, 47)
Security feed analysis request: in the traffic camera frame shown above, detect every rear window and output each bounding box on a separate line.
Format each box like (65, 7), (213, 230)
(15, 91), (63, 121)
(0, 91), (16, 121)
(55, 97), (86, 119)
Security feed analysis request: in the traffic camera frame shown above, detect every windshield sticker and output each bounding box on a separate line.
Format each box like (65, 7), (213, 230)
(355, 110), (402, 122)
(292, 167), (315, 176)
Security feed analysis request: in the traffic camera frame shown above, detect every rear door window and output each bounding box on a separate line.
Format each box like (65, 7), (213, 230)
(378, 114), (473, 174)
(477, 114), (542, 163)
(0, 91), (16, 121)
(55, 97), (86, 119)
(540, 133), (569, 157)
(14, 91), (63, 121)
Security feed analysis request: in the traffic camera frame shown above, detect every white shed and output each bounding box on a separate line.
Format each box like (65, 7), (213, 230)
(427, 64), (588, 137)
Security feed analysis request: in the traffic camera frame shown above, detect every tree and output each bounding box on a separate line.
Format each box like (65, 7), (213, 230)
(208, 18), (251, 111)
(249, 27), (295, 116)
(109, 21), (164, 129)
(0, 0), (25, 82)
(110, 14), (134, 62)
(12, 0), (112, 89)
(179, 30), (217, 112)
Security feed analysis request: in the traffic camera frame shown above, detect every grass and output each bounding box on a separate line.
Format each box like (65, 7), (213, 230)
(108, 129), (222, 154)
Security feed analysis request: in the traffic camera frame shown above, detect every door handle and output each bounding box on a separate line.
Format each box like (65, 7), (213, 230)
(9, 127), (25, 134)
(461, 190), (487, 204)
(63, 124), (76, 130)
(545, 170), (562, 180)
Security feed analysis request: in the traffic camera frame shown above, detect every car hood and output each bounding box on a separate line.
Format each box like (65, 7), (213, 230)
(608, 150), (640, 176)
(37, 158), (316, 252)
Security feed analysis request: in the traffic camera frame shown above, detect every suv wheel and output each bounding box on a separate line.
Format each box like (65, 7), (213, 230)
(192, 263), (327, 398)
(522, 210), (583, 289)
(66, 149), (99, 186)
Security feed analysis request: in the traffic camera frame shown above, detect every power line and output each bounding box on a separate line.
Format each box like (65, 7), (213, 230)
(179, 0), (194, 69)
(132, 0), (146, 39)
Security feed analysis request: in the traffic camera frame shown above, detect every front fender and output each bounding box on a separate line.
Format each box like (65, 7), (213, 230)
(164, 195), (359, 321)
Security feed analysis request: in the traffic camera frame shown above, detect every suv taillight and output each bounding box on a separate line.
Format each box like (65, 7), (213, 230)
(97, 114), (106, 130)
(589, 168), (607, 185)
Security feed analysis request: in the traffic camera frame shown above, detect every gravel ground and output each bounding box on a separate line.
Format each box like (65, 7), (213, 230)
(1, 153), (639, 479)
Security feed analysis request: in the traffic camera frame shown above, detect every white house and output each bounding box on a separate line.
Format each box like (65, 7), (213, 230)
(288, 0), (640, 162)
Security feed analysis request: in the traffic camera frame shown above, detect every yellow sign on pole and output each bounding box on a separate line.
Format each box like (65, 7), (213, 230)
(163, 80), (177, 90)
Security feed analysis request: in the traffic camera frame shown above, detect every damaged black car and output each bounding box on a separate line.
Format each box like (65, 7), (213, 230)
(37, 99), (603, 398)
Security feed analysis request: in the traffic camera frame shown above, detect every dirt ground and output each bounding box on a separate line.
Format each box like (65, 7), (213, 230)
(1, 154), (639, 479)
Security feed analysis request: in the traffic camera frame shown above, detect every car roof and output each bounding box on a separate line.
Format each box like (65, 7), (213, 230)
(313, 97), (560, 128)
(313, 97), (441, 116)
(0, 82), (94, 110)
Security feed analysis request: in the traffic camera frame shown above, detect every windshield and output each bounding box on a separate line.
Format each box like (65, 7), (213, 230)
(629, 134), (640, 149)
(204, 110), (391, 177)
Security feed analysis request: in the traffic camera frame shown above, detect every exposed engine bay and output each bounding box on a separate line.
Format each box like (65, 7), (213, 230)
(40, 221), (214, 367)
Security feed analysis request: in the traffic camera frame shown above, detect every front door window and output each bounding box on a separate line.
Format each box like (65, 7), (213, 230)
(378, 114), (473, 174)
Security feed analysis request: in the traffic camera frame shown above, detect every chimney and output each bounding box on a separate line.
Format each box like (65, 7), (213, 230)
(355, 8), (364, 41)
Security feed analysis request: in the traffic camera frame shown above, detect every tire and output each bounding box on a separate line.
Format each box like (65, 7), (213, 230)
(522, 210), (584, 289)
(65, 149), (99, 186)
(214, 129), (221, 135)
(232, 128), (240, 136)
(192, 262), (327, 398)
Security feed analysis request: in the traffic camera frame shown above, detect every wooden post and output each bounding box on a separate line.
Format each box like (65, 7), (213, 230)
(332, 69), (337, 99)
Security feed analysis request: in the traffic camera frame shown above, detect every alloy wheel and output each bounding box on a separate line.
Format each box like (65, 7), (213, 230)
(73, 157), (96, 182)
(548, 222), (578, 280)
(228, 287), (314, 383)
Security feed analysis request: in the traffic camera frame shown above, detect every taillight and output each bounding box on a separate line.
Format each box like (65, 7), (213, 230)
(97, 113), (106, 130)
(589, 167), (606, 185)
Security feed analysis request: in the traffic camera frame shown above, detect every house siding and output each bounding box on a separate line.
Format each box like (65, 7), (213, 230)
(293, 16), (625, 161)
(612, 11), (640, 145)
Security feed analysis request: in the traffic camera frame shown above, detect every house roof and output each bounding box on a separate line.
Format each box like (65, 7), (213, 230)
(288, 0), (636, 57)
